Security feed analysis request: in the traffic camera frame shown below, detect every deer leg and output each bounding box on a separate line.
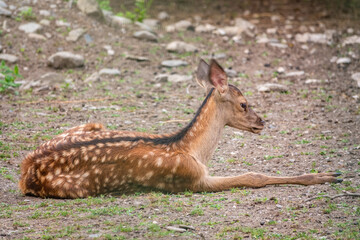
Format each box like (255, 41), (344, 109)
(198, 172), (342, 192)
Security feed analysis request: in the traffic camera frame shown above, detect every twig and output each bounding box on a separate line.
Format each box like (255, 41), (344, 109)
(305, 191), (360, 202)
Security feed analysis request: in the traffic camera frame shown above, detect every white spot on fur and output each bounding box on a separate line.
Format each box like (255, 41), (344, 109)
(155, 157), (163, 167)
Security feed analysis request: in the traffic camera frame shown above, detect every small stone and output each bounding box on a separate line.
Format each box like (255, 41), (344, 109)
(125, 55), (149, 61)
(110, 15), (132, 27)
(347, 28), (354, 34)
(351, 72), (360, 87)
(203, 53), (227, 60)
(266, 28), (277, 34)
(257, 83), (288, 92)
(271, 15), (281, 22)
(20, 72), (64, 91)
(168, 74), (192, 83)
(39, 9), (50, 16)
(157, 11), (169, 20)
(195, 24), (216, 33)
(0, 54), (18, 63)
(225, 69), (237, 78)
(342, 35), (360, 46)
(47, 52), (84, 69)
(166, 20), (192, 32)
(336, 57), (351, 65)
(143, 19), (159, 29)
(277, 67), (285, 73)
(305, 79), (322, 84)
(155, 74), (168, 82)
(276, 204), (283, 208)
(178, 225), (195, 230)
(99, 68), (120, 76)
(28, 33), (47, 41)
(84, 72), (100, 83)
(161, 60), (188, 67)
(135, 21), (154, 32)
(77, 0), (103, 19)
(133, 31), (157, 41)
(103, 45), (114, 56)
(0, 1), (7, 8)
(166, 226), (186, 233)
(0, 6), (11, 16)
(232, 35), (244, 44)
(269, 43), (288, 48)
(18, 22), (42, 33)
(84, 34), (93, 43)
(88, 233), (102, 238)
(256, 34), (269, 43)
(56, 20), (71, 27)
(285, 71), (305, 77)
(295, 32), (333, 44)
(39, 19), (50, 26)
(166, 41), (197, 53)
(66, 28), (86, 42)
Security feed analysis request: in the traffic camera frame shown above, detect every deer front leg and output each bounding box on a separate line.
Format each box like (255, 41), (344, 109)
(197, 172), (342, 192)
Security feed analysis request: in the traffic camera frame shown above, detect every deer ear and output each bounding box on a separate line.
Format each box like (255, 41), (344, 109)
(209, 59), (228, 95)
(195, 59), (213, 93)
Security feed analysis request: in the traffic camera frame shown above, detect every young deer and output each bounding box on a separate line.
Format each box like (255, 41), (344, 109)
(19, 59), (341, 198)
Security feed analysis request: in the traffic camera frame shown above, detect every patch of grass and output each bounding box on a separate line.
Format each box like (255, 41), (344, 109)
(97, 0), (112, 11)
(0, 61), (22, 93)
(116, 0), (153, 23)
(264, 155), (283, 160)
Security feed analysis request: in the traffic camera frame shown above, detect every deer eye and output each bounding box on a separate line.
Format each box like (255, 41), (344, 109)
(240, 103), (247, 110)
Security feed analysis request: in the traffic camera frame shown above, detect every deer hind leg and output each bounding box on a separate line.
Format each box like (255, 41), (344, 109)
(198, 172), (342, 192)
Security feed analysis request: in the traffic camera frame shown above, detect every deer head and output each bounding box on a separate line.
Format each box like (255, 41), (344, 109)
(196, 59), (264, 134)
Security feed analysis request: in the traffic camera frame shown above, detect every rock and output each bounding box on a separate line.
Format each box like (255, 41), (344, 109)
(84, 72), (100, 83)
(155, 74), (192, 83)
(20, 72), (64, 91)
(133, 31), (157, 41)
(56, 20), (71, 27)
(77, 0), (103, 19)
(110, 16), (132, 28)
(0, 1), (7, 8)
(305, 79), (322, 84)
(277, 67), (285, 73)
(271, 15), (281, 22)
(234, 17), (255, 31)
(347, 28), (354, 34)
(18, 6), (31, 12)
(99, 68), (120, 76)
(166, 41), (197, 53)
(157, 11), (169, 20)
(66, 28), (86, 42)
(256, 34), (269, 43)
(336, 57), (351, 65)
(88, 233), (102, 238)
(47, 52), (84, 69)
(0, 54), (18, 63)
(351, 73), (360, 87)
(269, 43), (288, 48)
(143, 19), (159, 29)
(178, 225), (195, 230)
(166, 20), (192, 32)
(28, 33), (47, 41)
(168, 74), (192, 83)
(0, 6), (11, 16)
(39, 19), (50, 26)
(203, 53), (227, 60)
(103, 45), (114, 55)
(166, 226), (186, 233)
(257, 83), (288, 92)
(125, 55), (149, 61)
(135, 21), (154, 32)
(342, 35), (360, 46)
(295, 32), (334, 44)
(285, 71), (305, 77)
(195, 24), (216, 33)
(39, 9), (50, 16)
(84, 34), (93, 43)
(161, 60), (188, 68)
(225, 69), (237, 78)
(266, 28), (277, 34)
(216, 26), (247, 36)
(18, 22), (42, 33)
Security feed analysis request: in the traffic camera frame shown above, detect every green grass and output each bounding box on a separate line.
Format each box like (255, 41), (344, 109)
(0, 61), (22, 93)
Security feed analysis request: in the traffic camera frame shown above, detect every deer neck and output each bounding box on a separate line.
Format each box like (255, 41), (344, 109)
(172, 89), (226, 165)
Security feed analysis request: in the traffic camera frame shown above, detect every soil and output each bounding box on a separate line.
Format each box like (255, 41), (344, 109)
(0, 0), (359, 239)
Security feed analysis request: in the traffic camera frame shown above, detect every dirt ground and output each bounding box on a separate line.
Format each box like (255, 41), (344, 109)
(0, 0), (359, 239)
